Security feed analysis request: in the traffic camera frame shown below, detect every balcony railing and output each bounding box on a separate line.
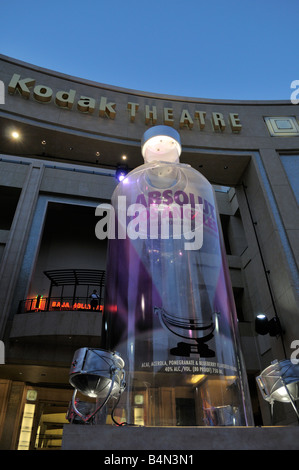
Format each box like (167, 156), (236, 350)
(18, 296), (104, 314)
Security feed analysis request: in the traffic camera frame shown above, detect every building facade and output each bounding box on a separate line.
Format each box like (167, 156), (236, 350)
(0, 54), (298, 449)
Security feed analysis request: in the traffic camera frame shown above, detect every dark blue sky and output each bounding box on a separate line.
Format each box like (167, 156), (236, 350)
(1, 0), (298, 100)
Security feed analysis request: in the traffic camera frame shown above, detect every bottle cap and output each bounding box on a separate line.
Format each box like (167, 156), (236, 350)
(141, 125), (181, 163)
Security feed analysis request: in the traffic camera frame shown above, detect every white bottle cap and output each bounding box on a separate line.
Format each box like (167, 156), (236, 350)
(141, 125), (181, 163)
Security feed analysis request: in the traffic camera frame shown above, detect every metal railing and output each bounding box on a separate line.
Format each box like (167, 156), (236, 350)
(18, 296), (104, 314)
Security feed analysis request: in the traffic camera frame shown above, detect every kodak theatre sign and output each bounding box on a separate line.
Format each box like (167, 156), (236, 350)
(8, 73), (242, 133)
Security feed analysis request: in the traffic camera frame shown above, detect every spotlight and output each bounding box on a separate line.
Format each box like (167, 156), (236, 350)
(115, 163), (129, 182)
(255, 314), (282, 337)
(68, 348), (126, 423)
(256, 359), (299, 420)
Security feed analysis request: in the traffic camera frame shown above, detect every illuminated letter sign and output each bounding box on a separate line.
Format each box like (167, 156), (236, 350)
(6, 73), (242, 133)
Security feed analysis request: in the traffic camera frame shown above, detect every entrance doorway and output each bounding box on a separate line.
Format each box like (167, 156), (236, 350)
(33, 401), (69, 450)
(16, 387), (72, 450)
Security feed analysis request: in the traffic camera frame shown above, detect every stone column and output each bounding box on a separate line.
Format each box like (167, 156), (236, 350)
(0, 163), (44, 338)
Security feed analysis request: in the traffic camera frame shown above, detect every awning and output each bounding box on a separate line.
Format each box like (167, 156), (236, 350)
(43, 269), (106, 287)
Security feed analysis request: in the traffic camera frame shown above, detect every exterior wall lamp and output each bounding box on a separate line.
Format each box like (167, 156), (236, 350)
(255, 314), (283, 337)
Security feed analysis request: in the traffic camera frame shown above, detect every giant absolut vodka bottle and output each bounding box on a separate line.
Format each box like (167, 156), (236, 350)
(100, 126), (253, 427)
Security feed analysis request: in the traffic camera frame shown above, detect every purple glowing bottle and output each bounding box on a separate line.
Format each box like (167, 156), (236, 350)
(101, 126), (253, 426)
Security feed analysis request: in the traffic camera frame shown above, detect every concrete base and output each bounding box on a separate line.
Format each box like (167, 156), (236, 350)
(62, 424), (299, 450)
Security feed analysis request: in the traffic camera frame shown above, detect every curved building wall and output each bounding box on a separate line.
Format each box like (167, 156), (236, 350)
(0, 55), (298, 445)
(1, 54), (299, 182)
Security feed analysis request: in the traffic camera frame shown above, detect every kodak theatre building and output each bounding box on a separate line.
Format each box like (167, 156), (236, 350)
(0, 55), (299, 450)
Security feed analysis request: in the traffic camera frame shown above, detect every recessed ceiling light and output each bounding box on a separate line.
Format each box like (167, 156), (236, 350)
(122, 155), (127, 160)
(11, 131), (20, 139)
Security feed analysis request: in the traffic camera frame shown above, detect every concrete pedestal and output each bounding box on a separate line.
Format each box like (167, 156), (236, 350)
(62, 424), (299, 450)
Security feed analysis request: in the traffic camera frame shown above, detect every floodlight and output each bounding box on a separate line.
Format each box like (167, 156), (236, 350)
(69, 348), (125, 423)
(256, 359), (299, 420)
